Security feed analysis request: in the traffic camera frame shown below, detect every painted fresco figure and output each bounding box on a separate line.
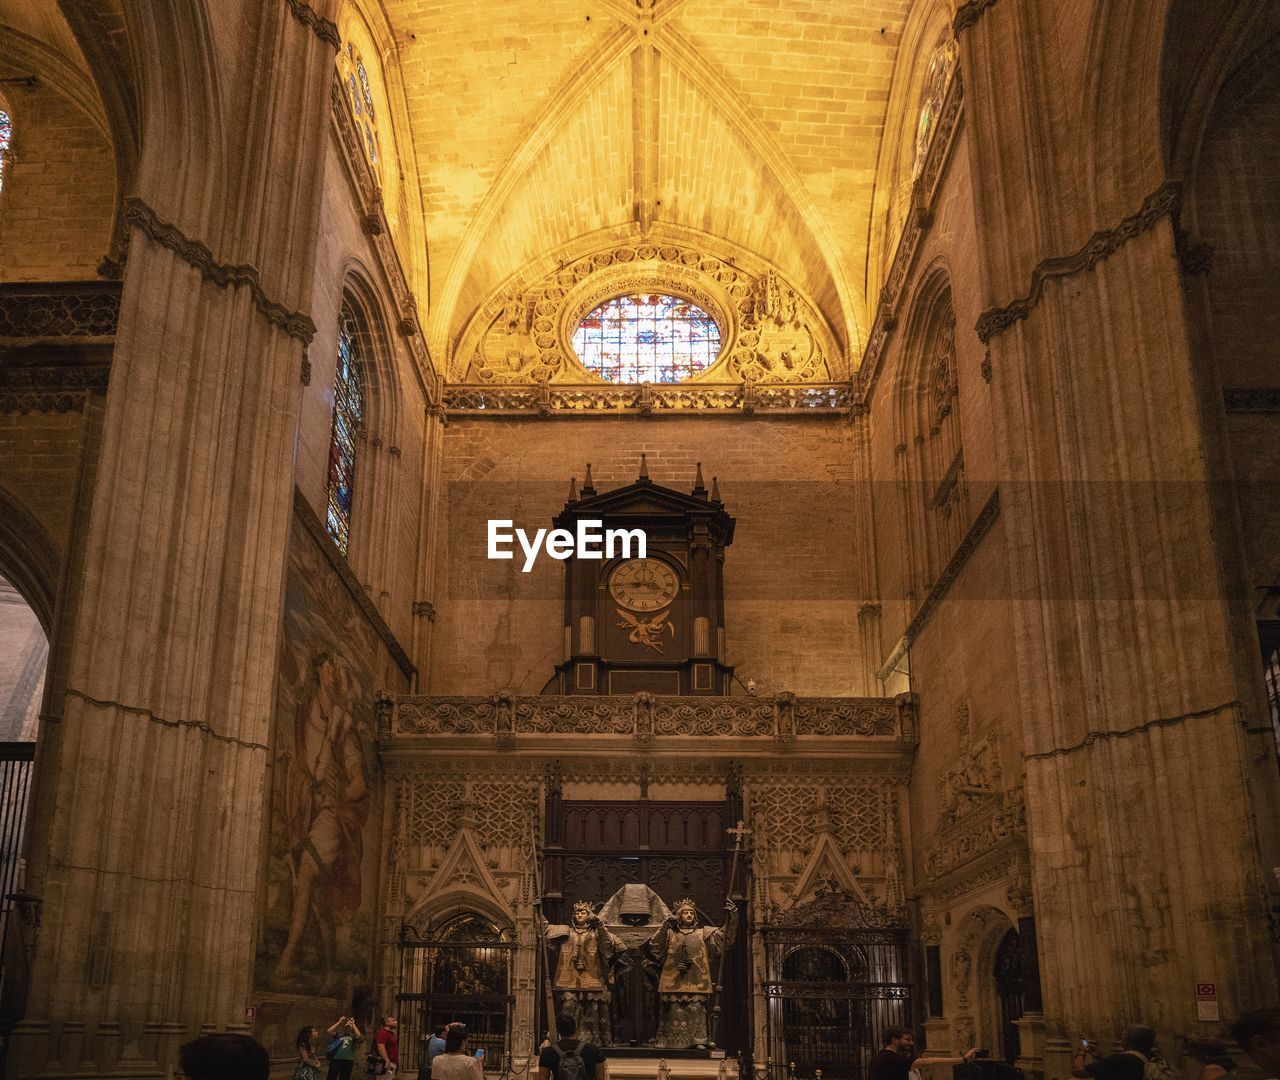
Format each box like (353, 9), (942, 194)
(277, 651), (369, 978)
(647, 897), (737, 1048)
(545, 901), (625, 1045)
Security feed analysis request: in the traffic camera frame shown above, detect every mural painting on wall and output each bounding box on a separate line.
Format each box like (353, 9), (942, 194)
(255, 517), (386, 996)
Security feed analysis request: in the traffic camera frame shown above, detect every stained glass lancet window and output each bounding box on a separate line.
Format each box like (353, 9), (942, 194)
(0, 110), (12, 194)
(572, 294), (721, 383)
(338, 42), (380, 175)
(913, 34), (958, 175)
(325, 305), (366, 555)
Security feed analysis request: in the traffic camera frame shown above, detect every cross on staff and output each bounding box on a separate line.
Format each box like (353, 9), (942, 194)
(708, 819), (752, 1048)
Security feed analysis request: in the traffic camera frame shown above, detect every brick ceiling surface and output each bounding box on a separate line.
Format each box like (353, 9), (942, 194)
(379, 0), (905, 362)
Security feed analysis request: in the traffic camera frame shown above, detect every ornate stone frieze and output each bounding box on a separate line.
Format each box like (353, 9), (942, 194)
(974, 181), (1181, 343)
(0, 281), (121, 339)
(457, 240), (839, 388)
(925, 787), (1026, 882)
(762, 884), (906, 930)
(1224, 387), (1280, 413)
(0, 362), (111, 414)
(123, 198), (318, 344)
(442, 380), (855, 416)
(384, 692), (916, 744)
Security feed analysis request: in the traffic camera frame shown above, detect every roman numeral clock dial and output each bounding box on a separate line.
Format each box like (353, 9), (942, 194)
(609, 559), (679, 612)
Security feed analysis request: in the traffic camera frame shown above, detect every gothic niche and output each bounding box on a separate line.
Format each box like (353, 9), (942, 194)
(460, 241), (838, 385)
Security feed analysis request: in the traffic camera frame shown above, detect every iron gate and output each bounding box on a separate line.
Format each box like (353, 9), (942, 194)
(763, 928), (911, 1080)
(398, 913), (515, 1072)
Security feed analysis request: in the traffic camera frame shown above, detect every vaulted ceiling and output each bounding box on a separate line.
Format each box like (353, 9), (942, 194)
(385, 0), (914, 371)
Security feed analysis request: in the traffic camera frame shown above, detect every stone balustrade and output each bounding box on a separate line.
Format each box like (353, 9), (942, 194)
(378, 690), (918, 745)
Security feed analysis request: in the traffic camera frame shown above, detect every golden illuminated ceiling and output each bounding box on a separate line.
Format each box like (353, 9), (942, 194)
(385, 0), (914, 371)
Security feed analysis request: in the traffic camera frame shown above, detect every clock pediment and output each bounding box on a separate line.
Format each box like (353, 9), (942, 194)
(545, 458), (736, 696)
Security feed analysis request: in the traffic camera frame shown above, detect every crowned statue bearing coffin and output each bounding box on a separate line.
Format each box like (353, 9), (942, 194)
(647, 897), (738, 1048)
(544, 900), (625, 1044)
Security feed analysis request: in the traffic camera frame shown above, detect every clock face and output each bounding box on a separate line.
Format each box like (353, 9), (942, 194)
(609, 559), (679, 612)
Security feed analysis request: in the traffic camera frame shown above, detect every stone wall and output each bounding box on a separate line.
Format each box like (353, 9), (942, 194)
(0, 58), (115, 282)
(429, 416), (873, 697)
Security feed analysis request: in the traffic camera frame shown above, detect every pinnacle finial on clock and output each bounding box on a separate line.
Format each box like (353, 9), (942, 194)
(582, 463), (596, 496)
(568, 475), (578, 502)
(711, 476), (721, 503)
(692, 462), (707, 498)
(638, 452), (650, 481)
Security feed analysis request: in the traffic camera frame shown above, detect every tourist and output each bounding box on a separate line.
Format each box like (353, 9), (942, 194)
(327, 1015), (364, 1080)
(431, 1023), (484, 1080)
(178, 1032), (270, 1080)
(418, 1026), (447, 1080)
(1183, 1036), (1236, 1080)
(1225, 1009), (1280, 1080)
(372, 1014), (399, 1076)
(869, 1027), (979, 1080)
(295, 1026), (322, 1080)
(1072, 1026), (1177, 1080)
(538, 1014), (608, 1080)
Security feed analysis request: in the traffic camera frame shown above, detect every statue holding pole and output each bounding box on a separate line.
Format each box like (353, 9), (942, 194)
(647, 895), (738, 1048)
(544, 900), (625, 1045)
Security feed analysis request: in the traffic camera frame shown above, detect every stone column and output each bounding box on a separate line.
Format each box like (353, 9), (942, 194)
(954, 0), (1280, 1070)
(9, 2), (341, 1076)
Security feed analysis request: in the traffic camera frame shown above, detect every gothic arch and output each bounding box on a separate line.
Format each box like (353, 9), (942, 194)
(0, 487), (59, 636)
(869, 0), (957, 294)
(403, 889), (515, 940)
(950, 903), (1020, 1057)
(894, 263), (966, 596)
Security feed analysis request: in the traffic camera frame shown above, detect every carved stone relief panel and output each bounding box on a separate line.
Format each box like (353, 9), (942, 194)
(457, 241), (839, 386)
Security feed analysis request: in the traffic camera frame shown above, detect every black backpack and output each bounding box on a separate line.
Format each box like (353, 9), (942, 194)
(553, 1042), (589, 1080)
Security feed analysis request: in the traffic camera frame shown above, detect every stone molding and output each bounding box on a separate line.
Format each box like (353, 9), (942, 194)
(330, 79), (440, 405)
(877, 487), (1001, 681)
(857, 70), (964, 402)
(442, 380), (855, 417)
(381, 755), (914, 783)
(0, 281), (121, 340)
(292, 487), (416, 678)
(382, 691), (918, 745)
(123, 197), (318, 344)
(284, 0), (340, 49)
(974, 181), (1181, 343)
(953, 0), (999, 33)
(0, 361), (111, 414)
(1224, 387), (1280, 413)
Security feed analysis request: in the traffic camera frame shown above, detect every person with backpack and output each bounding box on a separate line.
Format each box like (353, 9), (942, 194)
(537, 1014), (608, 1080)
(1072, 1026), (1177, 1080)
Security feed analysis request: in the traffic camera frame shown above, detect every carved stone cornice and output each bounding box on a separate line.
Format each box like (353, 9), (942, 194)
(923, 788), (1027, 886)
(857, 70), (964, 403)
(380, 754), (913, 784)
(284, 0), (340, 49)
(876, 488), (1001, 681)
(382, 692), (917, 745)
(0, 360), (111, 413)
(329, 78), (440, 405)
(0, 281), (121, 340)
(1224, 387), (1280, 413)
(953, 0), (999, 33)
(123, 198), (318, 344)
(442, 381), (855, 417)
(974, 181), (1181, 343)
